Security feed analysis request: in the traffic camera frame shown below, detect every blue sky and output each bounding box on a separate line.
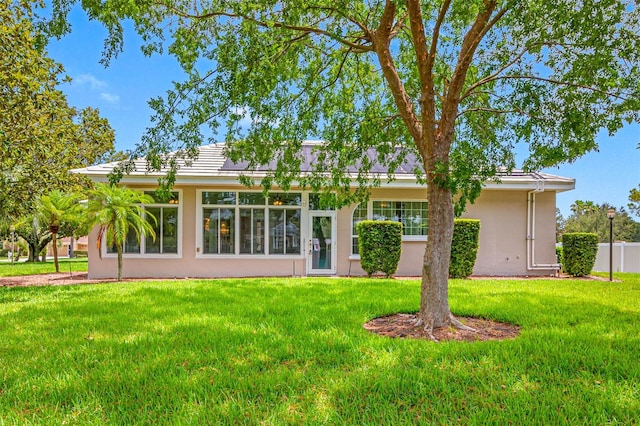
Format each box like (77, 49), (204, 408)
(46, 7), (640, 220)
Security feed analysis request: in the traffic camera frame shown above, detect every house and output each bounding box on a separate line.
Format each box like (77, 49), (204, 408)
(73, 142), (575, 279)
(46, 236), (89, 258)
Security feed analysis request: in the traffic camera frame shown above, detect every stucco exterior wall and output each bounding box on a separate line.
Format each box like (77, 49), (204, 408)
(88, 184), (310, 279)
(462, 189), (557, 276)
(87, 184), (559, 279)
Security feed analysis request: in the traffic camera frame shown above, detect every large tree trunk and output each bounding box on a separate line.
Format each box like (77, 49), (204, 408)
(26, 240), (42, 262)
(418, 182), (455, 331)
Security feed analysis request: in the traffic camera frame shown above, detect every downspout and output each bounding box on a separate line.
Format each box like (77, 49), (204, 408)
(527, 178), (561, 271)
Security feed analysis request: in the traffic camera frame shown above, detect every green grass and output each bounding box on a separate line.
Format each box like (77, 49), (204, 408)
(1, 275), (639, 424)
(0, 258), (88, 277)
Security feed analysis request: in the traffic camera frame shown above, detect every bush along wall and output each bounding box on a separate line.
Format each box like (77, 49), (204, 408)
(562, 232), (598, 277)
(356, 220), (402, 278)
(449, 219), (481, 278)
(555, 246), (564, 272)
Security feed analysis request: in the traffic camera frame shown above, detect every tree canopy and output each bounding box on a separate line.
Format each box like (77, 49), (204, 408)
(0, 0), (117, 222)
(43, 0), (640, 330)
(85, 184), (156, 281)
(564, 201), (638, 242)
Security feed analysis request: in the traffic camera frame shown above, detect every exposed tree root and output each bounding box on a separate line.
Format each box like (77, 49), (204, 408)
(450, 314), (477, 332)
(414, 312), (477, 335)
(364, 314), (520, 342)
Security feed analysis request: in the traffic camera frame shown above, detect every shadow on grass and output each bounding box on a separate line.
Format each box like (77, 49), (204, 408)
(1, 277), (639, 423)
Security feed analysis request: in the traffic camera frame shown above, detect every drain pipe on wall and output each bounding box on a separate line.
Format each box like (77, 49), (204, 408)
(527, 179), (561, 272)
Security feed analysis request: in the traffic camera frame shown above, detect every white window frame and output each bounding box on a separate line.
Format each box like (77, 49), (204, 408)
(195, 189), (305, 259)
(102, 188), (183, 259)
(350, 199), (428, 257)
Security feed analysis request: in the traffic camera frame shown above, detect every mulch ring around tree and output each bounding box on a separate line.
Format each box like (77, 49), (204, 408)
(363, 313), (520, 342)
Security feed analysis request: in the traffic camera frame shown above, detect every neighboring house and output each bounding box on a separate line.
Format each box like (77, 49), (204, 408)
(46, 236), (89, 258)
(73, 141), (575, 279)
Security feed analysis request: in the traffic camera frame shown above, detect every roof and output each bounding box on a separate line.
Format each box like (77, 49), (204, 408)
(72, 141), (575, 191)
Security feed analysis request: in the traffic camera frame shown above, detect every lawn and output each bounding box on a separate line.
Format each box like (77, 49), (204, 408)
(0, 258), (88, 277)
(1, 275), (638, 424)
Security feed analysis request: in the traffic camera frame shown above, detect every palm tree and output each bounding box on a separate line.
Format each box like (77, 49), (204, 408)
(35, 190), (82, 272)
(85, 183), (156, 281)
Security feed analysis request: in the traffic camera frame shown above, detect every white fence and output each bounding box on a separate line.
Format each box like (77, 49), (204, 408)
(593, 242), (640, 273)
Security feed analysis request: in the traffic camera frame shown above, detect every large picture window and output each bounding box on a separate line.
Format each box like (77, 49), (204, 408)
(351, 200), (428, 255)
(107, 191), (180, 255)
(199, 191), (301, 256)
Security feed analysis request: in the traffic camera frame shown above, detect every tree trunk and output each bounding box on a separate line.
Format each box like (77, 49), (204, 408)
(27, 240), (39, 262)
(50, 225), (60, 272)
(418, 181), (455, 331)
(117, 245), (123, 281)
(52, 232), (59, 273)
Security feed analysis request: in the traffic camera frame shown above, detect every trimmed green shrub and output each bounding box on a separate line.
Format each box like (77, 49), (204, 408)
(555, 246), (564, 271)
(449, 219), (481, 278)
(73, 250), (88, 258)
(562, 233), (598, 277)
(357, 220), (402, 278)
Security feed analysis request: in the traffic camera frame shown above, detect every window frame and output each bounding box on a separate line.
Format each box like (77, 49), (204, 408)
(196, 189), (305, 259)
(102, 188), (183, 259)
(350, 199), (428, 257)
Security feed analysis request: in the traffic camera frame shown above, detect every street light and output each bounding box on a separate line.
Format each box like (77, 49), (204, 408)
(607, 208), (615, 281)
(9, 225), (15, 266)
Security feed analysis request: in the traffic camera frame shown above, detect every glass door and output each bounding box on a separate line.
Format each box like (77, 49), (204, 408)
(308, 212), (336, 274)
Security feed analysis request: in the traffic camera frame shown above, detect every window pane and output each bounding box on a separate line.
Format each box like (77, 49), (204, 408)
(240, 208), (265, 254)
(269, 192), (301, 206)
(269, 210), (285, 254)
(203, 207), (235, 254)
(239, 192), (266, 205)
(285, 209), (301, 254)
(219, 208), (234, 254)
(371, 201), (428, 236)
(202, 191), (236, 205)
(351, 203), (367, 255)
(404, 201), (428, 236)
(162, 207), (178, 253)
(124, 228), (140, 253)
(145, 191), (179, 204)
(203, 208), (219, 254)
(372, 201), (399, 221)
(145, 207), (161, 253)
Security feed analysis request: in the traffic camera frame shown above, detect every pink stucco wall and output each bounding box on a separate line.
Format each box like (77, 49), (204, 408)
(88, 185), (559, 279)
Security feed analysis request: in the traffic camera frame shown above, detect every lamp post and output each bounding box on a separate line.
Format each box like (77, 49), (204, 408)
(9, 225), (15, 266)
(607, 208), (615, 281)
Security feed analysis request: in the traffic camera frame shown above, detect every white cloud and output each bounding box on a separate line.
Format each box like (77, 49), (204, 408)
(100, 92), (120, 103)
(74, 73), (107, 90)
(73, 73), (120, 105)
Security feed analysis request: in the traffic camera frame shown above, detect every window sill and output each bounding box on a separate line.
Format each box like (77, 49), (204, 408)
(102, 253), (182, 259)
(196, 254), (305, 260)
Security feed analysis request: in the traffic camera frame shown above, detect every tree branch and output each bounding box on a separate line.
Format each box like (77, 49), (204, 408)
(456, 107), (522, 118)
(158, 2), (374, 53)
(442, 1), (501, 142)
(461, 43), (530, 101)
(371, 1), (422, 143)
(406, 0), (449, 155)
(473, 74), (630, 100)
